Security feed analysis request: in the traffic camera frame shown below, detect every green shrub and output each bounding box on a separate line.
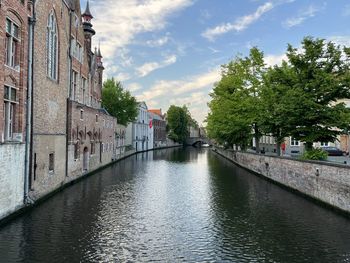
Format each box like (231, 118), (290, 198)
(300, 148), (328, 161)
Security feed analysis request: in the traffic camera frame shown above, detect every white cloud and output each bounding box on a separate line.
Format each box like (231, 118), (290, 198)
(328, 36), (350, 47)
(265, 53), (287, 67)
(136, 55), (177, 77)
(92, 0), (194, 59)
(284, 4), (325, 28)
(115, 72), (131, 82)
(137, 68), (220, 102)
(145, 36), (170, 47)
(136, 69), (220, 125)
(202, 2), (274, 41)
(126, 83), (142, 93)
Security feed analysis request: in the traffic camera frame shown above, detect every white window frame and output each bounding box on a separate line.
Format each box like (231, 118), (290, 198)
(5, 18), (20, 69)
(47, 11), (58, 80)
(290, 137), (300, 147)
(320, 142), (329, 147)
(4, 85), (19, 141)
(81, 77), (87, 104)
(71, 71), (78, 100)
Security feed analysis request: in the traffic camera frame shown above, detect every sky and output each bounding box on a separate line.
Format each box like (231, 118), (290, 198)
(81, 0), (350, 125)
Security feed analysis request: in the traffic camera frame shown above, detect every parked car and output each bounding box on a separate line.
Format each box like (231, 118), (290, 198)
(321, 147), (345, 156)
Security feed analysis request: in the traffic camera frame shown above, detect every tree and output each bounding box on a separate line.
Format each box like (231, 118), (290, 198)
(101, 78), (138, 126)
(272, 37), (350, 151)
(206, 47), (266, 151)
(167, 105), (190, 143)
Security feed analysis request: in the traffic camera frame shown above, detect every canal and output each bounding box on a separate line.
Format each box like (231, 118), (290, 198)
(0, 148), (349, 262)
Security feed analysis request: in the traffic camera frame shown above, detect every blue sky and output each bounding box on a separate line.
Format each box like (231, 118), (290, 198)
(81, 0), (350, 124)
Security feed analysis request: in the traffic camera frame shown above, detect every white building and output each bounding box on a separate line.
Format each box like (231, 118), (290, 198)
(126, 102), (150, 152)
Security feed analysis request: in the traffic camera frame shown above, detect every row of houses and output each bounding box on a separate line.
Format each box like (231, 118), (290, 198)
(0, 0), (172, 221)
(253, 135), (348, 156)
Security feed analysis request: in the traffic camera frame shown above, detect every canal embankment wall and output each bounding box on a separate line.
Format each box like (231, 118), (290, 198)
(213, 147), (350, 215)
(0, 144), (25, 221)
(0, 144), (182, 226)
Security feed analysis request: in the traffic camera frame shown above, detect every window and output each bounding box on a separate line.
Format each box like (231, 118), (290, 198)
(81, 77), (86, 104)
(5, 18), (20, 69)
(321, 142), (329, 147)
(47, 11), (58, 80)
(49, 153), (55, 172)
(71, 38), (83, 63)
(74, 141), (80, 159)
(4, 85), (18, 140)
(91, 142), (95, 155)
(96, 114), (98, 122)
(71, 71), (78, 100)
(80, 109), (84, 120)
(290, 137), (300, 147)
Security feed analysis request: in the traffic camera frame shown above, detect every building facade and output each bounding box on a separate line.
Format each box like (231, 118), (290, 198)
(30, 0), (71, 200)
(66, 1), (117, 179)
(115, 124), (126, 159)
(29, 0), (118, 200)
(126, 102), (150, 152)
(148, 109), (166, 148)
(0, 0), (33, 219)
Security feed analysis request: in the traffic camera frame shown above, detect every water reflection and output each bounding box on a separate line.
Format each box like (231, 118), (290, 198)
(0, 148), (349, 262)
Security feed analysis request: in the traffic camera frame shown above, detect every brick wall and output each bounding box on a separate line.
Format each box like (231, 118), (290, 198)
(0, 0), (32, 141)
(30, 0), (70, 200)
(67, 100), (116, 179)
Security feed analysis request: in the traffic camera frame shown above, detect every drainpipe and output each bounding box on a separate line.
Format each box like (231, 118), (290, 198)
(65, 8), (73, 178)
(24, 0), (36, 205)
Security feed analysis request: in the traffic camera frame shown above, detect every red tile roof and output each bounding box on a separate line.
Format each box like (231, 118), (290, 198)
(148, 109), (162, 116)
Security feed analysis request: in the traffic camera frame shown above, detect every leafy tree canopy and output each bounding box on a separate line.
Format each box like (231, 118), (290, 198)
(101, 78), (138, 126)
(206, 47), (266, 150)
(167, 105), (192, 143)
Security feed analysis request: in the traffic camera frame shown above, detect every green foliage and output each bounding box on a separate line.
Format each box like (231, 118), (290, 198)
(273, 37), (350, 147)
(206, 47), (265, 150)
(300, 148), (328, 161)
(101, 78), (138, 126)
(166, 105), (191, 143)
(207, 37), (350, 155)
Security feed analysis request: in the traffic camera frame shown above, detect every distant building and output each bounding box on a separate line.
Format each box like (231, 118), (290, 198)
(148, 109), (167, 148)
(126, 102), (149, 152)
(115, 124), (126, 160)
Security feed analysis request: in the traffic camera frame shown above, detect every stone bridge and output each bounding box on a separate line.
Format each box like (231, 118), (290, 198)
(186, 137), (211, 146)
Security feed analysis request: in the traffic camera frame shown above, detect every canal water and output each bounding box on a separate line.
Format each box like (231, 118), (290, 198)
(0, 148), (349, 262)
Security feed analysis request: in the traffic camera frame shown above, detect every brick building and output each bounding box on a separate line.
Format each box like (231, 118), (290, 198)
(30, 0), (71, 199)
(148, 109), (167, 148)
(66, 1), (116, 178)
(30, 0), (117, 200)
(0, 0), (33, 219)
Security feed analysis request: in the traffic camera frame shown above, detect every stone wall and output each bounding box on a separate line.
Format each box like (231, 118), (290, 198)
(213, 147), (350, 214)
(0, 144), (25, 219)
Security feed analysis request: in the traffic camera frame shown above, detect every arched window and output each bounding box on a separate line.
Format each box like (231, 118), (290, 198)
(47, 11), (58, 80)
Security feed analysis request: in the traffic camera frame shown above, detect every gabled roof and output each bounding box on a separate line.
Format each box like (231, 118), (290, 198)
(138, 101), (148, 109)
(148, 109), (162, 117)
